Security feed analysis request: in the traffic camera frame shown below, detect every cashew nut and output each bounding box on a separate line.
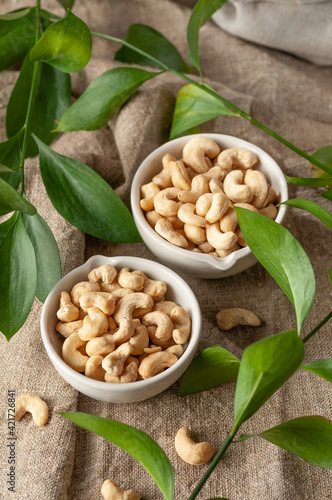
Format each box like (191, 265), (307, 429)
(155, 218), (188, 248)
(86, 333), (115, 357)
(88, 264), (117, 284)
(244, 169), (270, 209)
(152, 154), (174, 189)
(129, 321), (149, 355)
(216, 308), (261, 330)
(62, 331), (89, 372)
(178, 174), (210, 204)
(169, 306), (191, 345)
(260, 203), (278, 219)
(99, 281), (122, 293)
(102, 342), (134, 376)
(140, 182), (160, 211)
(114, 293), (154, 323)
(165, 344), (183, 358)
(105, 356), (139, 384)
(146, 325), (176, 348)
(209, 177), (224, 193)
(77, 307), (108, 341)
(217, 148), (257, 170)
(15, 394), (48, 427)
(79, 292), (115, 316)
(235, 228), (247, 246)
(142, 311), (174, 342)
(219, 207), (238, 233)
(268, 188), (278, 204)
(167, 213), (184, 229)
(138, 351), (178, 379)
(57, 291), (79, 322)
(70, 281), (100, 307)
(153, 300), (178, 316)
(206, 223), (238, 250)
(216, 243), (240, 257)
(112, 318), (135, 345)
(168, 160), (191, 190)
(183, 224), (206, 245)
(110, 288), (135, 304)
(154, 187), (180, 217)
(108, 316), (117, 331)
(132, 270), (167, 302)
(101, 479), (141, 500)
(182, 137), (220, 173)
(178, 203), (207, 227)
(143, 344), (163, 354)
(197, 241), (214, 253)
(223, 170), (253, 204)
(85, 355), (106, 381)
(117, 267), (144, 292)
(56, 319), (83, 338)
(203, 165), (226, 182)
(175, 427), (215, 465)
(145, 210), (163, 229)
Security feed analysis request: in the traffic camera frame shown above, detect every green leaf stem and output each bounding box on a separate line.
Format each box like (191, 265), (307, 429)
(236, 208), (315, 333)
(61, 412), (174, 500)
(56, 67), (156, 131)
(33, 135), (141, 243)
(30, 10), (92, 73)
(285, 175), (332, 187)
(170, 83), (237, 139)
(180, 346), (240, 397)
(281, 199), (332, 231)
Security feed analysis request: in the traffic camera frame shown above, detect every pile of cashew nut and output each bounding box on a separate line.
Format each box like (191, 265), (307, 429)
(56, 264), (191, 383)
(140, 136), (279, 257)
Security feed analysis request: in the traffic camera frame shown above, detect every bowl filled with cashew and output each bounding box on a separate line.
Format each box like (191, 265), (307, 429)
(131, 133), (288, 278)
(40, 255), (201, 403)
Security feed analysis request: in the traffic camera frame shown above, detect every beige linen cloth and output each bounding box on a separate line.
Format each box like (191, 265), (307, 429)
(0, 0), (332, 499)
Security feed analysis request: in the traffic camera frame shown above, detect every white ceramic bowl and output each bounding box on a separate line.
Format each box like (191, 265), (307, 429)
(40, 255), (201, 403)
(131, 133), (288, 278)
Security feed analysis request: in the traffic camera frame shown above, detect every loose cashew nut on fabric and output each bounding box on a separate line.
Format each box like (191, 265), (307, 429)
(55, 265), (191, 383)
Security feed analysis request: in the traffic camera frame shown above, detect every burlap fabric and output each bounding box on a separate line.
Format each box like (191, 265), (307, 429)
(0, 1), (331, 499)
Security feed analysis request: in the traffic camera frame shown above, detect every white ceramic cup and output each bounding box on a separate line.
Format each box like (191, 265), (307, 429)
(131, 133), (288, 278)
(40, 255), (201, 403)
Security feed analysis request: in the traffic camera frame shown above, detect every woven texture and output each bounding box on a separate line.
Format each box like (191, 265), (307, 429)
(0, 0), (332, 499)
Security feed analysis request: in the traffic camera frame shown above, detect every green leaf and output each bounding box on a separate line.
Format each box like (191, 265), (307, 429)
(236, 208), (315, 333)
(233, 330), (304, 430)
(33, 135), (141, 243)
(310, 146), (332, 176)
(0, 178), (36, 216)
(180, 346), (240, 397)
(187, 0), (228, 77)
(56, 67), (156, 132)
(254, 417), (332, 469)
(285, 175), (332, 187)
(170, 84), (237, 140)
(0, 164), (14, 174)
(22, 210), (61, 302)
(30, 10), (92, 73)
(321, 189), (332, 201)
(0, 212), (18, 247)
(300, 359), (332, 383)
(0, 131), (23, 190)
(0, 8), (36, 71)
(61, 412), (174, 500)
(114, 23), (191, 73)
(0, 213), (37, 340)
(281, 199), (332, 231)
(6, 49), (71, 157)
(56, 0), (75, 10)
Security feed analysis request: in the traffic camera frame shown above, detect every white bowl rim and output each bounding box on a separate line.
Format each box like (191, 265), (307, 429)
(40, 255), (202, 393)
(131, 133), (289, 271)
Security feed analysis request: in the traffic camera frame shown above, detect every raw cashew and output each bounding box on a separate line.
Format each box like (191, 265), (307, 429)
(85, 355), (106, 381)
(15, 394), (48, 427)
(57, 291), (79, 322)
(168, 160), (191, 190)
(154, 187), (180, 217)
(175, 427), (215, 465)
(142, 311), (174, 342)
(99, 281), (122, 293)
(219, 207), (238, 233)
(101, 479), (141, 500)
(138, 351), (178, 379)
(143, 344), (163, 354)
(167, 213), (184, 229)
(79, 292), (115, 316)
(197, 192), (229, 224)
(105, 356), (139, 384)
(146, 325), (176, 348)
(102, 342), (134, 376)
(86, 333), (115, 357)
(196, 193), (213, 217)
(169, 306), (191, 345)
(216, 243), (240, 257)
(145, 210), (163, 229)
(155, 218), (188, 248)
(260, 203), (278, 219)
(153, 300), (178, 316)
(268, 188), (278, 204)
(132, 270), (167, 302)
(129, 321), (149, 355)
(206, 223), (238, 250)
(184, 224), (206, 245)
(110, 288), (135, 304)
(88, 264), (117, 284)
(209, 178), (224, 193)
(56, 319), (83, 338)
(235, 228), (247, 246)
(203, 165), (226, 181)
(178, 174), (210, 204)
(62, 331), (89, 372)
(114, 293), (154, 323)
(178, 203), (207, 227)
(223, 170), (253, 204)
(77, 307), (108, 341)
(182, 137), (220, 173)
(118, 267), (144, 292)
(140, 182), (160, 211)
(108, 316), (117, 331)
(197, 241), (214, 253)
(216, 308), (261, 330)
(70, 281), (100, 307)
(244, 169), (270, 209)
(165, 344), (183, 358)
(152, 154), (174, 189)
(112, 318), (135, 345)
(217, 148), (257, 170)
